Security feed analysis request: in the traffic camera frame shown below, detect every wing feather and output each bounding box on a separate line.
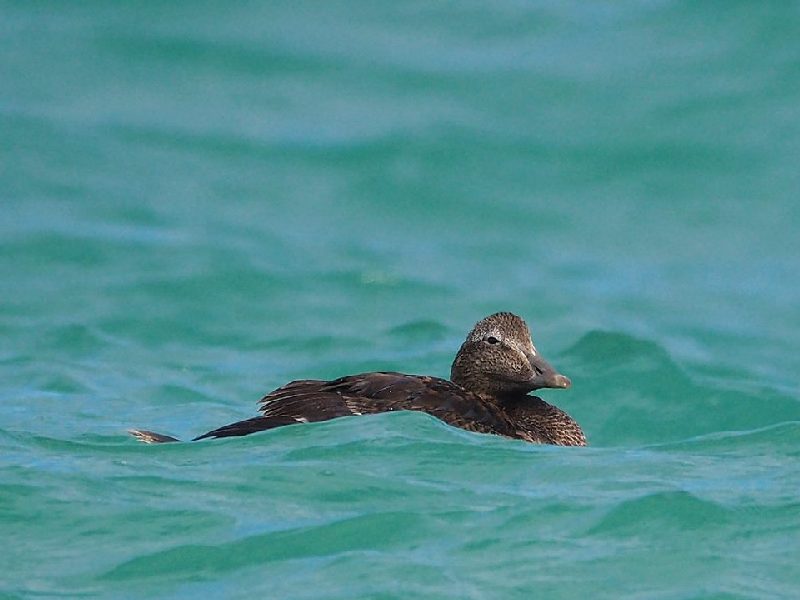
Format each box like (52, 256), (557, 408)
(253, 372), (519, 438)
(192, 372), (522, 442)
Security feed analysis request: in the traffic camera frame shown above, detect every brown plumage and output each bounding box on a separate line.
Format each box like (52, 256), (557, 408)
(130, 312), (586, 446)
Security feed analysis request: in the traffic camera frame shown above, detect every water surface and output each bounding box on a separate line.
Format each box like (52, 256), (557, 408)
(2, 2), (799, 598)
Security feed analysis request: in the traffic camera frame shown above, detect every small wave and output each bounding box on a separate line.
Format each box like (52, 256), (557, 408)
(101, 510), (426, 581)
(558, 330), (800, 447)
(586, 490), (732, 536)
(643, 421), (800, 456)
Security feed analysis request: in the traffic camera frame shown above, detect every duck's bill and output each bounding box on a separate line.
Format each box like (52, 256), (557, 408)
(526, 352), (571, 390)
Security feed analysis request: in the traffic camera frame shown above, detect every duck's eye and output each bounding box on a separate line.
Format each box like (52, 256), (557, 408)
(486, 336), (499, 345)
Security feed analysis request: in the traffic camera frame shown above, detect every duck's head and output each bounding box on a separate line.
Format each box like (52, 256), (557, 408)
(450, 312), (571, 397)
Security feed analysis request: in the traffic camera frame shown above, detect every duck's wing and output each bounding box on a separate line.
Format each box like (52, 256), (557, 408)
(192, 415), (308, 441)
(193, 372), (523, 441)
(192, 377), (355, 441)
(262, 372), (521, 436)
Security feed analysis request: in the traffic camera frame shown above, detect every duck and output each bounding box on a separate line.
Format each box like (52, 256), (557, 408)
(129, 312), (587, 446)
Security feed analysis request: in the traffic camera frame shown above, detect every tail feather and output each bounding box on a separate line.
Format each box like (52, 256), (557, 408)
(128, 429), (181, 444)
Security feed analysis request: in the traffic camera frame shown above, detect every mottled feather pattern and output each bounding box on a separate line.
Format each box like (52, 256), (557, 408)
(258, 373), (521, 438)
(504, 397), (587, 446)
(131, 313), (586, 446)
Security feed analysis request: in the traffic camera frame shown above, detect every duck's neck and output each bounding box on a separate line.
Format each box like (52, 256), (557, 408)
(495, 391), (539, 404)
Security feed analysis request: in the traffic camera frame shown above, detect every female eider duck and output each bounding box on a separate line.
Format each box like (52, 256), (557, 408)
(130, 312), (587, 446)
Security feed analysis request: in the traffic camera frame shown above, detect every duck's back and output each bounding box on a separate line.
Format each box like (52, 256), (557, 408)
(193, 372), (520, 441)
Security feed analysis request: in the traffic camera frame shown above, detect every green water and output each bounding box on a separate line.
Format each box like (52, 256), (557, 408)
(2, 2), (799, 598)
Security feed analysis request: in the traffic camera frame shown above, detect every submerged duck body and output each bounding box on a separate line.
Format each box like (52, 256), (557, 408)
(130, 312), (586, 446)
